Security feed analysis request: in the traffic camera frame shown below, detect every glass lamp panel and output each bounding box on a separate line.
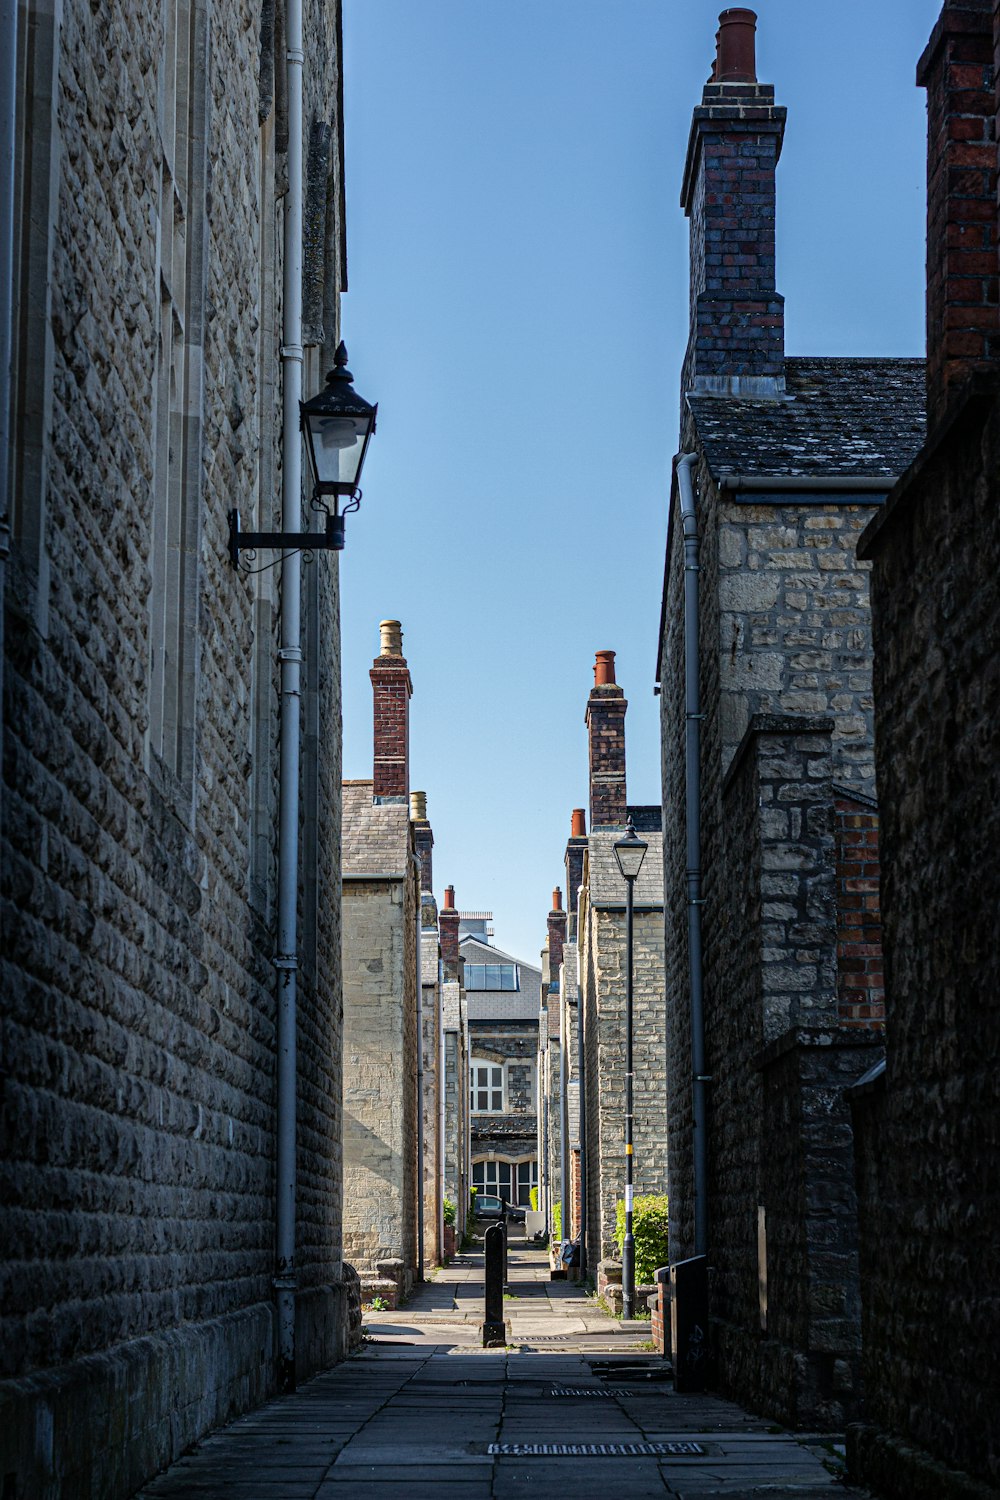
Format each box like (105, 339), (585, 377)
(614, 837), (648, 882)
(307, 413), (369, 487)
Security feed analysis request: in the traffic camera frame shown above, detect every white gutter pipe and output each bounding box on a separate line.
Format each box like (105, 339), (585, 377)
(677, 453), (709, 1259)
(275, 0), (305, 1392)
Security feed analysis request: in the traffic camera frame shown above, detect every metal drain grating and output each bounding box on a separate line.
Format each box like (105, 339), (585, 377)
(515, 1334), (574, 1343)
(550, 1386), (637, 1397)
(489, 1441), (706, 1457)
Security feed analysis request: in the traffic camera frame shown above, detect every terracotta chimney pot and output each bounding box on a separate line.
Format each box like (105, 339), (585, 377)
(443, 885), (455, 911)
(594, 650), (616, 687)
(716, 8), (757, 83)
(552, 887), (563, 912)
(571, 808), (586, 838)
(410, 790), (427, 822)
(379, 619), (403, 657)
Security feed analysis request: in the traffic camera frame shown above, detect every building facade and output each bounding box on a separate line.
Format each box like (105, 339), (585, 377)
(1, 1), (355, 1494)
(461, 919), (541, 1209)
(341, 622), (421, 1304)
(847, 5), (1000, 1496)
(575, 652), (666, 1277)
(657, 9), (925, 1427)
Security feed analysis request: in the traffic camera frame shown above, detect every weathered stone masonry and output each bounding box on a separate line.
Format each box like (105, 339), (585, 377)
(847, 9), (1000, 1495)
(1, 1), (353, 1495)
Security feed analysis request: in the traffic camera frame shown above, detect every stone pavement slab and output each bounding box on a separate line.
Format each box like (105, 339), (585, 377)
(136, 1245), (869, 1499)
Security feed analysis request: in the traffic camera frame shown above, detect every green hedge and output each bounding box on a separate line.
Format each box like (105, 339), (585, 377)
(553, 1202), (562, 1241)
(443, 1198), (456, 1226)
(614, 1193), (669, 1283)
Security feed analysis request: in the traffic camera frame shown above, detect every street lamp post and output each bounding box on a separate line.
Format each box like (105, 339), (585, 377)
(614, 815), (648, 1321)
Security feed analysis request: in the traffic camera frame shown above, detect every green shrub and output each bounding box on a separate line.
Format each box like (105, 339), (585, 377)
(529, 1187), (538, 1212)
(614, 1193), (669, 1284)
(552, 1202), (562, 1241)
(443, 1198), (456, 1226)
(469, 1186), (477, 1221)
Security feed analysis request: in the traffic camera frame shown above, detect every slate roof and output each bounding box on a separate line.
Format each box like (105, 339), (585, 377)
(587, 825), (664, 909)
(341, 781), (410, 877)
(687, 358), (926, 480)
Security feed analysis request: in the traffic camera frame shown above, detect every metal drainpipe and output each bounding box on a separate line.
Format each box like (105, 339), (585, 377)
(412, 855), (425, 1281)
(676, 452), (709, 1258)
(274, 0), (305, 1393)
(0, 0), (16, 820)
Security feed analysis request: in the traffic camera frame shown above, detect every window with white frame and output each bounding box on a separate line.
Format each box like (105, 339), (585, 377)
(473, 1158), (538, 1207)
(470, 1061), (504, 1113)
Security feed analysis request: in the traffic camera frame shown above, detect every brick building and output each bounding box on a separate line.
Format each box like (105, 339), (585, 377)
(460, 915), (542, 1210)
(1, 0), (355, 1493)
(341, 621), (421, 1304)
(575, 652), (666, 1277)
(657, 10), (926, 1426)
(847, 4), (1000, 1496)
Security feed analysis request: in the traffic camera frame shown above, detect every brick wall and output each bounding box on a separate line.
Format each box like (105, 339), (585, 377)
(835, 797), (885, 1026)
(1, 0), (351, 1493)
(680, 74), (787, 396)
(850, 377), (1000, 1497)
(586, 683), (628, 828)
(918, 0), (999, 427)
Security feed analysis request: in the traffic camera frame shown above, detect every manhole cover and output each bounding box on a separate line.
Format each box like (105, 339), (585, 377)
(488, 1441), (705, 1457)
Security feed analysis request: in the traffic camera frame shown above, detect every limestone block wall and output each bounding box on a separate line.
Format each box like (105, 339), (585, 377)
(661, 463), (883, 1241)
(581, 906), (667, 1267)
(0, 0), (350, 1493)
(709, 719), (879, 1426)
(342, 874), (418, 1286)
(421, 975), (442, 1267)
(848, 388), (1000, 1499)
(442, 979), (469, 1237)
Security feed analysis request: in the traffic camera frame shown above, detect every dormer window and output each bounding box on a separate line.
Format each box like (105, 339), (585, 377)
(465, 963), (519, 991)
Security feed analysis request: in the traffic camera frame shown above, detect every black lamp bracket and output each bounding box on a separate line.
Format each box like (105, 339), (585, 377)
(227, 488), (362, 569)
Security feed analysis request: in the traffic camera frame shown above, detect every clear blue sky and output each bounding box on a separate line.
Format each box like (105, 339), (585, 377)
(339, 0), (941, 964)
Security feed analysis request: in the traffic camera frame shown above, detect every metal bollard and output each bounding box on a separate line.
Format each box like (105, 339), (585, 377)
(481, 1222), (506, 1347)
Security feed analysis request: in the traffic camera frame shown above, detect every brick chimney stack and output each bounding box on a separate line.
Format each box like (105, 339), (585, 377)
(917, 0), (999, 427)
(585, 652), (627, 829)
(565, 809), (587, 941)
(681, 8), (787, 400)
(439, 884), (461, 978)
(371, 619), (412, 800)
(547, 888), (567, 988)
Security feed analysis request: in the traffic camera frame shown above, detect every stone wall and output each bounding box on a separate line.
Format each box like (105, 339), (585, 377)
(442, 979), (469, 1238)
(421, 972), (442, 1267)
(468, 1020), (537, 1171)
(660, 459), (886, 1424)
(580, 906), (667, 1266)
(849, 384), (1000, 1499)
(0, 0), (350, 1492)
(342, 871), (418, 1292)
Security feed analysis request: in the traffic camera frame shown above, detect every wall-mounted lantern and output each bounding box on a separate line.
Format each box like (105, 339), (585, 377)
(228, 342), (377, 566)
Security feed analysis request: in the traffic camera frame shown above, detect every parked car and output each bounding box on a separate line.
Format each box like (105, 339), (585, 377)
(506, 1202), (526, 1224)
(474, 1194), (506, 1222)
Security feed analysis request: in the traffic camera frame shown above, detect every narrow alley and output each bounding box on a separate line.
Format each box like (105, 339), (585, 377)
(137, 1241), (862, 1500)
